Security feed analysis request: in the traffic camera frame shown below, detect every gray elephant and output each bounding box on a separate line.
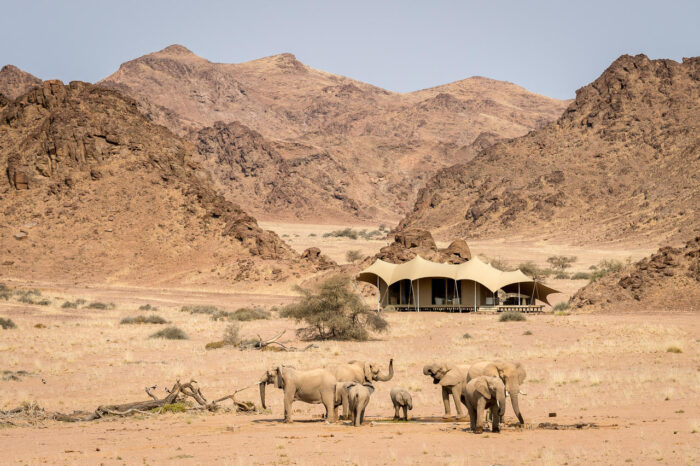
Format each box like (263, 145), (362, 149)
(462, 375), (506, 433)
(423, 363), (470, 417)
(467, 360), (526, 424)
(259, 366), (337, 423)
(389, 386), (413, 421)
(334, 381), (355, 419)
(346, 382), (375, 427)
(330, 359), (393, 419)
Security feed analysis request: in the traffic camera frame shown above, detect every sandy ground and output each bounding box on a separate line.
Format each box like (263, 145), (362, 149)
(1, 286), (698, 464)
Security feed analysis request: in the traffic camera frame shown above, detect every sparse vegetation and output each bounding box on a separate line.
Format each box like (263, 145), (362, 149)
(152, 402), (187, 413)
(149, 326), (188, 340)
(86, 301), (114, 310)
(323, 227), (358, 239)
(0, 283), (10, 300)
(462, 332), (472, 339)
(345, 249), (363, 263)
(523, 330), (533, 335)
(552, 302), (571, 313)
(554, 271), (570, 279)
(61, 298), (86, 309)
(517, 261), (553, 281)
(666, 345), (682, 354)
(181, 305), (270, 321)
(281, 275), (388, 341)
(571, 272), (591, 280)
(120, 314), (168, 325)
(499, 311), (526, 322)
(222, 323), (242, 346)
(138, 304), (157, 311)
(484, 257), (514, 271)
(589, 259), (625, 282)
(0, 317), (17, 329)
(547, 255), (577, 272)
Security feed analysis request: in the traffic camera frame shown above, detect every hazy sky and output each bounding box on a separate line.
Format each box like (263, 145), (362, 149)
(1, 0), (698, 99)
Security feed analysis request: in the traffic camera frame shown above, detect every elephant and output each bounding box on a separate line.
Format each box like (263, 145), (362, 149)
(334, 381), (355, 419)
(423, 363), (470, 417)
(462, 375), (506, 433)
(467, 360), (526, 424)
(329, 359), (393, 419)
(259, 366), (337, 423)
(346, 382), (375, 427)
(389, 386), (413, 421)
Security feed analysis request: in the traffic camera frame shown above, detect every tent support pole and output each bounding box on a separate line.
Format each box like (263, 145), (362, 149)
(455, 279), (461, 313)
(417, 280), (420, 312)
(474, 281), (476, 312)
(377, 277), (380, 312)
(518, 282), (521, 306)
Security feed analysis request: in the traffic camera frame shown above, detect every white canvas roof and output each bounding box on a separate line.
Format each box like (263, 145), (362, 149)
(357, 255), (560, 305)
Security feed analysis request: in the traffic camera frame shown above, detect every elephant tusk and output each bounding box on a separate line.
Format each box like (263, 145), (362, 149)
(519, 390), (527, 396)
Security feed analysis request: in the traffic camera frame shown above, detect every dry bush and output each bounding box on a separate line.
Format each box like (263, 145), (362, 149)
(552, 302), (571, 313)
(120, 314), (168, 325)
(323, 227), (358, 239)
(149, 326), (188, 340)
(86, 301), (114, 310)
(0, 317), (17, 329)
(547, 255), (577, 271)
(345, 249), (364, 263)
(499, 311), (526, 322)
(571, 272), (591, 280)
(0, 283), (11, 300)
(518, 261), (554, 281)
(139, 304), (157, 311)
(666, 345), (683, 354)
(281, 275), (388, 341)
(61, 299), (86, 309)
(589, 259), (625, 282)
(181, 305), (270, 322)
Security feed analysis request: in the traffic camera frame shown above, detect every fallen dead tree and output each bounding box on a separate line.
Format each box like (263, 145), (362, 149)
(1, 379), (256, 424)
(207, 329), (319, 352)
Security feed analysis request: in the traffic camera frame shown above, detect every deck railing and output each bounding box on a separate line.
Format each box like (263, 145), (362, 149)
(386, 304), (545, 313)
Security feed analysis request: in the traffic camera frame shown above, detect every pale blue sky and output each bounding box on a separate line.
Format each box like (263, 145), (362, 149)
(1, 0), (698, 99)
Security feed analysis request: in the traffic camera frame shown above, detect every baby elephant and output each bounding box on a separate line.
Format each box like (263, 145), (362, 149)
(346, 382), (375, 427)
(390, 386), (413, 421)
(462, 375), (506, 434)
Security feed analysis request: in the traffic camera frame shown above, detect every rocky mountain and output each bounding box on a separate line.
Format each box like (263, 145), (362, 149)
(0, 80), (318, 286)
(399, 55), (700, 246)
(571, 236), (699, 312)
(0, 65), (41, 100)
(98, 45), (568, 222)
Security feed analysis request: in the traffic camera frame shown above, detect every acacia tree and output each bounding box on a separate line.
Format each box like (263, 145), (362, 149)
(282, 275), (388, 341)
(546, 255), (577, 272)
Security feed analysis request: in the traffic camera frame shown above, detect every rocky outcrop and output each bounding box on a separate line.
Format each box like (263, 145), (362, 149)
(571, 237), (700, 312)
(0, 80), (300, 285)
(0, 65), (41, 100)
(301, 247), (336, 270)
(373, 228), (471, 264)
(399, 55), (700, 245)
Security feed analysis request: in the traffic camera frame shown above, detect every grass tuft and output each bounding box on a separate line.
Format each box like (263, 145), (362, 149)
(0, 317), (17, 329)
(86, 301), (114, 310)
(462, 332), (472, 339)
(523, 330), (533, 335)
(149, 326), (188, 340)
(666, 346), (682, 354)
(499, 311), (526, 322)
(120, 314), (168, 325)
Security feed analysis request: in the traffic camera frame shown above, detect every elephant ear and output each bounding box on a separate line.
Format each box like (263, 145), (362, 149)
(438, 367), (464, 387)
(475, 378), (491, 399)
(363, 362), (373, 383)
(275, 367), (285, 389)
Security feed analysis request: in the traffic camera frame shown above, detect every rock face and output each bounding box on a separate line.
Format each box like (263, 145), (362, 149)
(398, 55), (700, 246)
(373, 228), (470, 264)
(98, 45), (569, 222)
(0, 80), (306, 285)
(571, 237), (700, 312)
(0, 65), (41, 100)
(301, 247), (336, 270)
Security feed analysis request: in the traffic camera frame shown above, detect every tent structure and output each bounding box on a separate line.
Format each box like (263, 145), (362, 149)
(357, 255), (560, 312)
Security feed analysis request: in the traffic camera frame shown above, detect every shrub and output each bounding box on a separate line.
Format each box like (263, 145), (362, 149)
(181, 305), (219, 315)
(571, 272), (591, 280)
(149, 326), (188, 340)
(0, 283), (10, 300)
(589, 259), (625, 282)
(546, 255), (577, 272)
(120, 314), (168, 325)
(518, 261), (553, 281)
(345, 249), (363, 263)
(152, 402), (187, 413)
(487, 257), (514, 271)
(322, 228), (358, 240)
(0, 317), (17, 329)
(86, 301), (114, 310)
(523, 330), (533, 335)
(462, 333), (472, 339)
(36, 299), (51, 306)
(554, 272), (570, 279)
(309, 233), (317, 237)
(139, 304), (157, 311)
(552, 302), (571, 313)
(205, 341), (226, 350)
(231, 307), (270, 321)
(666, 346), (682, 354)
(499, 311), (526, 322)
(359, 230), (382, 240)
(222, 323), (241, 346)
(281, 275), (388, 341)
(61, 301), (78, 309)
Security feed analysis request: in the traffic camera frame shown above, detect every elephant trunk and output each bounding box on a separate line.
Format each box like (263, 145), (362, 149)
(259, 381), (267, 410)
(375, 358), (394, 382)
(508, 384), (524, 424)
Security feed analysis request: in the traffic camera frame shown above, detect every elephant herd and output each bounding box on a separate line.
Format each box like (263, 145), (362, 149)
(258, 358), (526, 433)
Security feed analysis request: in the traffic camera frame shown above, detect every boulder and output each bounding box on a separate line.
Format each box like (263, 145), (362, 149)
(394, 229), (437, 250)
(441, 239), (472, 263)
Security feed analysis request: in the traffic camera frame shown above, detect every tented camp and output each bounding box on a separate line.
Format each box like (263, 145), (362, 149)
(357, 255), (560, 312)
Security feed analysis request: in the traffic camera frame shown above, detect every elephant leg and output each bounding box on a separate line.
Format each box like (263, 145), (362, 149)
(322, 390), (336, 423)
(442, 387), (451, 417)
(342, 396), (350, 420)
(402, 406), (408, 421)
(283, 390), (294, 423)
(467, 404), (476, 432)
(491, 406), (500, 433)
(474, 398), (485, 433)
(393, 404), (400, 420)
(360, 406), (366, 425)
(451, 385), (465, 417)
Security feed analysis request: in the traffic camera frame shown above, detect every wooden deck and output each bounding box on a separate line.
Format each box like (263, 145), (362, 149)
(388, 305), (544, 313)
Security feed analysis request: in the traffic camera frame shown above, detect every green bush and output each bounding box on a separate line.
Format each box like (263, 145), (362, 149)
(0, 317), (17, 329)
(322, 228), (358, 240)
(546, 255), (577, 272)
(666, 346), (682, 354)
(571, 272), (591, 280)
(554, 272), (570, 279)
(499, 311), (526, 322)
(36, 299), (51, 306)
(589, 260), (625, 282)
(152, 402), (187, 413)
(149, 326), (188, 340)
(120, 314), (168, 325)
(462, 333), (472, 339)
(231, 307), (271, 321)
(86, 301), (114, 310)
(517, 261), (553, 281)
(552, 302), (571, 313)
(61, 301), (78, 309)
(139, 304), (157, 311)
(281, 275), (388, 341)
